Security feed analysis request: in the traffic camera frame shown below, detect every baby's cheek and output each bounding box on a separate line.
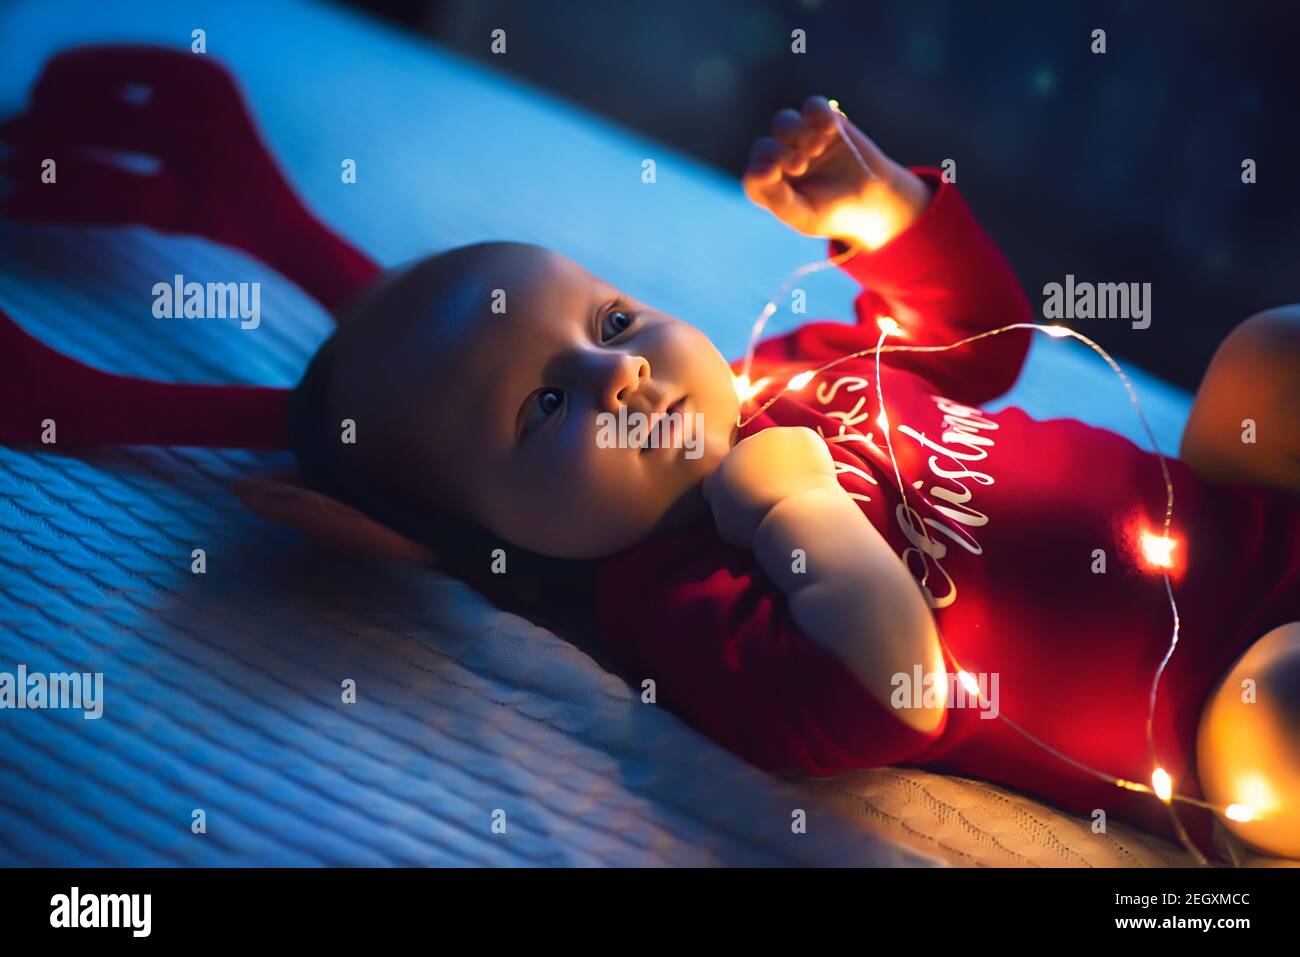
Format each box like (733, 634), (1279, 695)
(508, 432), (659, 555)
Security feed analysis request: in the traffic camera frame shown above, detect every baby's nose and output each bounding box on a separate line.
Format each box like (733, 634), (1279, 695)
(601, 353), (651, 412)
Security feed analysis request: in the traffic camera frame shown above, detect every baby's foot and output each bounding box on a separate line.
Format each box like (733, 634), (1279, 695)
(1197, 621), (1300, 859)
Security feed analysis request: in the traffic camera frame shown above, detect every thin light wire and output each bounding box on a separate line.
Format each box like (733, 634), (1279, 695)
(744, 323), (1215, 859)
(738, 248), (858, 386)
(734, 101), (1233, 863)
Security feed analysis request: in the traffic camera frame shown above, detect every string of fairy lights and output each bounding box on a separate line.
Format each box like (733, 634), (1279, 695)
(730, 101), (1264, 865)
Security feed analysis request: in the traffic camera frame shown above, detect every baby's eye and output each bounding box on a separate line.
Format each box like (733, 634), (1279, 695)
(600, 309), (635, 342)
(522, 387), (564, 434)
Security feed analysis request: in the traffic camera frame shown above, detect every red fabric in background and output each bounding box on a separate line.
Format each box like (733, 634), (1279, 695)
(0, 45), (380, 448)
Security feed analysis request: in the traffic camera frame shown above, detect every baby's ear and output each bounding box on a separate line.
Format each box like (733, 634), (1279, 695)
(233, 473), (438, 565)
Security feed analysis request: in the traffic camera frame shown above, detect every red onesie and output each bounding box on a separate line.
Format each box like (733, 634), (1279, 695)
(594, 171), (1300, 857)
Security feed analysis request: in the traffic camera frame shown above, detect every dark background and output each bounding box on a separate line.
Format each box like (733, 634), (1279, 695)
(344, 0), (1298, 390)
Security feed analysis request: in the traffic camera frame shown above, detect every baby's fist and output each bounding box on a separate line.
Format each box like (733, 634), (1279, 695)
(742, 96), (931, 251)
(703, 426), (839, 547)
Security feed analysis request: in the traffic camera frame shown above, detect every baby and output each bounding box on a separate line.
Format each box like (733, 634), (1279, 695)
(278, 97), (1300, 861)
(3, 49), (1298, 861)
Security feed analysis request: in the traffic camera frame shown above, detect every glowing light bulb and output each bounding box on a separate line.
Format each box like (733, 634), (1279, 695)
(1152, 768), (1173, 803)
(827, 98), (842, 113)
(877, 315), (902, 337)
(733, 374), (771, 403)
(824, 204), (892, 251)
(1224, 803), (1256, 823)
(1140, 531), (1177, 569)
(1044, 325), (1072, 338)
(957, 671), (981, 698)
(786, 370), (815, 391)
(1237, 773), (1278, 815)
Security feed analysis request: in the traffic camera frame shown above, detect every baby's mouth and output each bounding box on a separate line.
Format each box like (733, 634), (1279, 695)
(640, 396), (688, 454)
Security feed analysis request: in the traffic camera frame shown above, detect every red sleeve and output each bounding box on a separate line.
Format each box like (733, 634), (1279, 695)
(0, 45), (380, 315)
(593, 520), (946, 776)
(0, 307), (289, 448)
(753, 169), (1033, 407)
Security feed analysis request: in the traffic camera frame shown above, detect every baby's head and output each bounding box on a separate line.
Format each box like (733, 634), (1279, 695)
(290, 241), (739, 585)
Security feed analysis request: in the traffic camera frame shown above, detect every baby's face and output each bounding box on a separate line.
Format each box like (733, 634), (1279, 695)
(337, 243), (740, 559)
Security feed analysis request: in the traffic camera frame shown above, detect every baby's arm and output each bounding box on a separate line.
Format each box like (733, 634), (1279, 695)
(704, 426), (946, 733)
(744, 96), (1033, 405)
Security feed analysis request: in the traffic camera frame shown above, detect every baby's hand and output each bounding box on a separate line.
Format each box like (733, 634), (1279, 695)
(702, 426), (840, 547)
(742, 96), (931, 250)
